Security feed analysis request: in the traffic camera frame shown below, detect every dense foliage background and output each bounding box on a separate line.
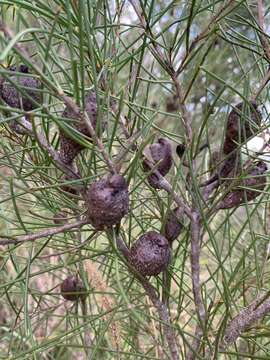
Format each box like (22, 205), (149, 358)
(1, 0), (270, 359)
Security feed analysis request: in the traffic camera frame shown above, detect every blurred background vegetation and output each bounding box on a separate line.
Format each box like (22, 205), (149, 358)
(0, 0), (270, 359)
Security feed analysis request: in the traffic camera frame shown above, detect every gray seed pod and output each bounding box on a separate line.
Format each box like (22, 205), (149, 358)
(0, 65), (41, 112)
(218, 161), (267, 209)
(59, 91), (106, 164)
(143, 138), (173, 189)
(86, 174), (129, 230)
(60, 276), (86, 301)
(164, 207), (183, 243)
(128, 231), (171, 276)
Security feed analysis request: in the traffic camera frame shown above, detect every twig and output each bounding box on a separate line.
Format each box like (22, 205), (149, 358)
(176, 0), (237, 76)
(171, 73), (192, 144)
(19, 117), (80, 179)
(252, 1), (270, 100)
(257, 0), (270, 61)
(221, 292), (270, 348)
(186, 211), (206, 360)
(0, 219), (88, 245)
(143, 159), (192, 219)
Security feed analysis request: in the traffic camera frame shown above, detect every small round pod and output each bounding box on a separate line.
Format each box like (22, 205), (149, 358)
(223, 101), (262, 155)
(59, 91), (106, 164)
(164, 207), (183, 243)
(143, 138), (173, 189)
(128, 231), (171, 276)
(60, 275), (87, 301)
(0, 65), (41, 112)
(218, 160), (267, 209)
(86, 174), (129, 230)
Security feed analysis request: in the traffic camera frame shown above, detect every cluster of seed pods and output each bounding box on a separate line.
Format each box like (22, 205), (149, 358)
(1, 67), (267, 291)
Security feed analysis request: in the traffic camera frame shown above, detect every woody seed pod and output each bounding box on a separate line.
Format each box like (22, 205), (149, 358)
(60, 276), (87, 301)
(164, 207), (183, 243)
(59, 91), (106, 164)
(86, 174), (129, 230)
(223, 101), (261, 154)
(0, 65), (41, 111)
(128, 231), (171, 276)
(143, 138), (173, 189)
(218, 161), (267, 209)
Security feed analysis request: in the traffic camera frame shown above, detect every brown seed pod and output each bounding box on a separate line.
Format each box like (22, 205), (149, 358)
(218, 161), (267, 209)
(86, 174), (129, 230)
(164, 207), (183, 243)
(143, 138), (173, 189)
(59, 91), (106, 164)
(60, 276), (87, 301)
(223, 101), (261, 154)
(128, 231), (171, 276)
(0, 65), (41, 112)
(59, 132), (83, 165)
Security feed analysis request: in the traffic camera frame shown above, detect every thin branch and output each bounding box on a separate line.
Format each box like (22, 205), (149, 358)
(221, 292), (270, 348)
(257, 0), (270, 61)
(19, 117), (80, 179)
(143, 159), (192, 219)
(176, 0), (237, 76)
(0, 219), (88, 245)
(252, 0), (270, 100)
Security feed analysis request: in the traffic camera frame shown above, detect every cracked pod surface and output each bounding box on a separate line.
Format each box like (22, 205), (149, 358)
(86, 174), (129, 230)
(0, 65), (41, 112)
(223, 101), (262, 155)
(218, 161), (267, 209)
(128, 231), (171, 276)
(143, 138), (173, 189)
(164, 207), (183, 243)
(60, 276), (87, 301)
(59, 91), (106, 164)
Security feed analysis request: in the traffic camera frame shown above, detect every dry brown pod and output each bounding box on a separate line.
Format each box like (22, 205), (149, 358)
(218, 161), (267, 209)
(164, 207), (183, 243)
(143, 138), (173, 189)
(223, 101), (261, 154)
(0, 65), (41, 112)
(86, 174), (129, 230)
(128, 231), (171, 276)
(60, 276), (87, 301)
(59, 91), (106, 164)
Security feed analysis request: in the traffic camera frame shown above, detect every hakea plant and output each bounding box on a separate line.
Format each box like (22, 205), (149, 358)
(1, 2), (270, 359)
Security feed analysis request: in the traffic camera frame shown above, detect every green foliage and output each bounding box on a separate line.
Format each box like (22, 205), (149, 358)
(0, 0), (270, 359)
